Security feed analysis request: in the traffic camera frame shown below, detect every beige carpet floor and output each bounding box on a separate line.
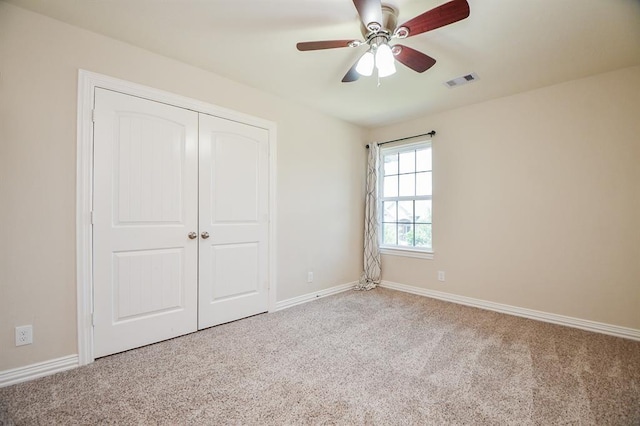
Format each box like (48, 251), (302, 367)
(1, 287), (639, 425)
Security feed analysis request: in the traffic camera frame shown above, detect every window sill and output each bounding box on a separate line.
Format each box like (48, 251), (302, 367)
(379, 247), (434, 260)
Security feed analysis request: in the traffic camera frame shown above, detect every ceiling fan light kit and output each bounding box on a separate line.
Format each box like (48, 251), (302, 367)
(296, 0), (470, 83)
(356, 41), (397, 78)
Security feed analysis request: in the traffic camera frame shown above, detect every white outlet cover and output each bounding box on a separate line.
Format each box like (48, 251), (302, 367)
(15, 325), (33, 346)
(438, 271), (445, 282)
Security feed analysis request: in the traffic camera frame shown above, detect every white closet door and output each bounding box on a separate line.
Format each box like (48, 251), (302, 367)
(93, 88), (199, 358)
(198, 113), (269, 329)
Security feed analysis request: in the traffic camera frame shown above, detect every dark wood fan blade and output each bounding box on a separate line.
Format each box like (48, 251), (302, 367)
(398, 0), (470, 38)
(342, 59), (361, 83)
(353, 0), (383, 28)
(393, 45), (436, 73)
(296, 40), (355, 51)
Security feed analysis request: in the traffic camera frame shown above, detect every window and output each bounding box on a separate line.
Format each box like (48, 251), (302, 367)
(379, 141), (433, 258)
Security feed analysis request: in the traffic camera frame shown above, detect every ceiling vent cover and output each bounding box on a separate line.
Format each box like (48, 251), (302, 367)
(444, 72), (479, 88)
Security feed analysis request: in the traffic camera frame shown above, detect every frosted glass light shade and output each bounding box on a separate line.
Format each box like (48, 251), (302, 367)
(375, 43), (396, 77)
(355, 51), (374, 76)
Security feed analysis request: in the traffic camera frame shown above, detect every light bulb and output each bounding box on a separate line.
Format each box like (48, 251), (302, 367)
(375, 43), (396, 78)
(355, 50), (374, 76)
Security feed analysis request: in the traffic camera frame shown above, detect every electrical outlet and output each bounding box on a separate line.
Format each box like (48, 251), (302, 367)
(15, 325), (33, 346)
(438, 271), (445, 282)
(307, 271), (314, 283)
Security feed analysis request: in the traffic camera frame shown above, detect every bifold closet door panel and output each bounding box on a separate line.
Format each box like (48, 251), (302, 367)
(198, 113), (270, 329)
(92, 88), (199, 358)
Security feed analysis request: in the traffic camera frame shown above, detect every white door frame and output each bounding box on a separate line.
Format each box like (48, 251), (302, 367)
(76, 69), (278, 366)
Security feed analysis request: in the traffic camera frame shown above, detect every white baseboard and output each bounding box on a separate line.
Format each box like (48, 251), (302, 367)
(0, 354), (79, 388)
(274, 281), (357, 311)
(4, 281), (633, 388)
(380, 281), (640, 341)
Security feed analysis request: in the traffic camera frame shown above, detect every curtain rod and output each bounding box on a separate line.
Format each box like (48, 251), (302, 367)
(365, 130), (436, 149)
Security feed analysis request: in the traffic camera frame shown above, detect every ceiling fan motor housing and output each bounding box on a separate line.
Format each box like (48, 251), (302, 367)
(360, 4), (398, 39)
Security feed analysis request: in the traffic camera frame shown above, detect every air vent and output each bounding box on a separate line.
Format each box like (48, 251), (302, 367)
(444, 72), (479, 88)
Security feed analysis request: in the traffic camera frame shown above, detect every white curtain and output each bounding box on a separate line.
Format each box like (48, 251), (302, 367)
(355, 143), (381, 291)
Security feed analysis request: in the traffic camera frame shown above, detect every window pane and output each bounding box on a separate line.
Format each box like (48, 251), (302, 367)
(416, 148), (432, 172)
(415, 200), (432, 223)
(384, 153), (398, 176)
(399, 151), (415, 174)
(382, 223), (397, 245)
(399, 173), (415, 197)
(383, 201), (397, 222)
(378, 142), (432, 252)
(397, 201), (413, 223)
(383, 175), (398, 197)
(416, 172), (432, 196)
(398, 224), (414, 246)
(415, 224), (432, 249)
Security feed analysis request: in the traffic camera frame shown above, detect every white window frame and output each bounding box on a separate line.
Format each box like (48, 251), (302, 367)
(378, 140), (434, 260)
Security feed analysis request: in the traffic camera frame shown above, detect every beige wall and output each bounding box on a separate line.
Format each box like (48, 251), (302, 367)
(370, 65), (640, 330)
(0, 3), (365, 371)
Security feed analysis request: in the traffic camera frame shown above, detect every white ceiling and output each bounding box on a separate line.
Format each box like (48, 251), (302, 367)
(5, 0), (640, 128)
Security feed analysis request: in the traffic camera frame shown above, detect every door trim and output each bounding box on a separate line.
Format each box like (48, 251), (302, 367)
(76, 69), (278, 365)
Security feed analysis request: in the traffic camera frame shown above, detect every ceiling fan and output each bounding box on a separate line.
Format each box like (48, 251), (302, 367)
(296, 0), (470, 82)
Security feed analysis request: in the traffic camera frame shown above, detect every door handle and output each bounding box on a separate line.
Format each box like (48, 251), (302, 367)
(201, 231), (210, 239)
(188, 232), (197, 240)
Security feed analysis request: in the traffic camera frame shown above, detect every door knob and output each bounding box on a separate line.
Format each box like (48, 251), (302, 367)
(201, 231), (210, 239)
(188, 232), (197, 240)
